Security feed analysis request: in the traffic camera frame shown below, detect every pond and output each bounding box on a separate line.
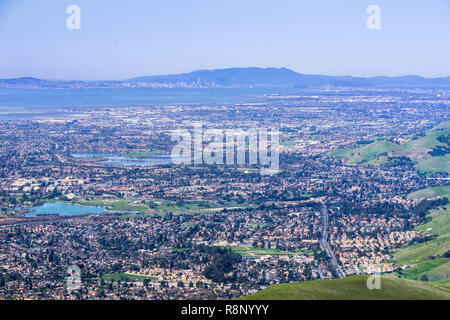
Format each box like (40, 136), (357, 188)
(71, 153), (188, 166)
(105, 155), (178, 166)
(71, 153), (119, 158)
(24, 202), (107, 217)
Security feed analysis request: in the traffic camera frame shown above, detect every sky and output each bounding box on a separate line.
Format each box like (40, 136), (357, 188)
(0, 0), (449, 80)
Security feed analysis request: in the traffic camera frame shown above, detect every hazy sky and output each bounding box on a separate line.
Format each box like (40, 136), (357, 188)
(0, 0), (449, 80)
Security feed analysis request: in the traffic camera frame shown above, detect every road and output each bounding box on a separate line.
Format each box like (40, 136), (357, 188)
(320, 204), (345, 278)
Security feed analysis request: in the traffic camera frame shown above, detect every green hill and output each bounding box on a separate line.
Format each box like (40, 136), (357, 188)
(327, 141), (404, 165)
(326, 121), (450, 173)
(239, 275), (450, 300)
(392, 186), (450, 284)
(407, 185), (450, 200)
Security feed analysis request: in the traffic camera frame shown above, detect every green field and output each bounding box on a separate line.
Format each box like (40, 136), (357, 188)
(76, 198), (149, 212)
(152, 200), (216, 213)
(327, 147), (355, 158)
(67, 197), (241, 215)
(239, 275), (450, 300)
(102, 273), (156, 282)
(222, 246), (312, 257)
(151, 200), (251, 214)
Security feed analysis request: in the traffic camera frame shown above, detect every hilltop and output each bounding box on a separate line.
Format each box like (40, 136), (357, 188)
(239, 275), (450, 300)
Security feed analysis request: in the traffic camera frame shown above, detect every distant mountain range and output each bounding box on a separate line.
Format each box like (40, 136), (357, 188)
(2, 67), (450, 89)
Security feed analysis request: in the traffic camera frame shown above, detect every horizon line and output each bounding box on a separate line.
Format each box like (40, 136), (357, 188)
(1, 66), (450, 82)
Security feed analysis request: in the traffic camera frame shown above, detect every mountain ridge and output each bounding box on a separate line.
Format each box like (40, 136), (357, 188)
(2, 67), (450, 89)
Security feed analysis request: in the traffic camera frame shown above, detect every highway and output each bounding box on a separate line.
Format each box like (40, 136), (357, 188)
(320, 204), (345, 278)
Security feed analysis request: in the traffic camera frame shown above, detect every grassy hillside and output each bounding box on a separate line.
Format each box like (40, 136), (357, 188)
(392, 187), (450, 284)
(240, 275), (450, 300)
(327, 121), (450, 173)
(401, 126), (450, 160)
(393, 234), (450, 285)
(414, 154), (450, 173)
(350, 141), (405, 163)
(407, 185), (450, 200)
(416, 207), (450, 236)
(392, 206), (450, 284)
(327, 141), (404, 165)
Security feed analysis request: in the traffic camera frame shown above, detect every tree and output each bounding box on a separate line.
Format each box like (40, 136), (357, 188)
(420, 274), (429, 282)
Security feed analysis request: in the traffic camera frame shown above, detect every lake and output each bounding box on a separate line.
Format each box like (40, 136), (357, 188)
(24, 202), (107, 217)
(105, 155), (180, 166)
(72, 153), (119, 158)
(72, 153), (187, 166)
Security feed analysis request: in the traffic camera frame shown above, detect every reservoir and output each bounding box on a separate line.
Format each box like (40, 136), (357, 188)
(72, 153), (187, 166)
(24, 202), (107, 217)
